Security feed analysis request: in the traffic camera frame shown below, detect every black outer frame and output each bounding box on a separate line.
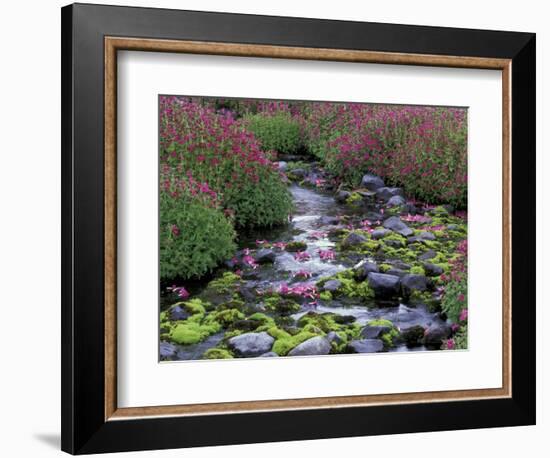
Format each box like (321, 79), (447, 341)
(61, 3), (536, 455)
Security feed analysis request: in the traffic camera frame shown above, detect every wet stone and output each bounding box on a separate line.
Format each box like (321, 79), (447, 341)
(347, 339), (384, 353)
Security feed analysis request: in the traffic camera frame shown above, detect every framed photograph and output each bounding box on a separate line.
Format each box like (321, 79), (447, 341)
(61, 3), (536, 454)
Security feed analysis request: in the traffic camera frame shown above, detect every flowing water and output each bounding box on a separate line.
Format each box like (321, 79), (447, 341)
(171, 183), (447, 359)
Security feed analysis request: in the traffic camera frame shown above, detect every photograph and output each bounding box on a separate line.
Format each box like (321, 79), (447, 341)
(159, 96), (469, 361)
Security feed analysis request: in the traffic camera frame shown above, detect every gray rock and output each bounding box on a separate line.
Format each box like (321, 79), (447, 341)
(323, 279), (342, 292)
(319, 215), (340, 226)
(288, 336), (331, 356)
(393, 261), (411, 270)
(423, 323), (452, 348)
(278, 161), (288, 171)
(384, 239), (405, 248)
(367, 272), (401, 299)
(239, 284), (258, 302)
(160, 341), (178, 359)
(259, 351), (279, 357)
(289, 168), (307, 178)
(335, 190), (351, 203)
(447, 224), (459, 230)
(371, 228), (391, 240)
(327, 331), (344, 345)
(418, 249), (437, 261)
(347, 339), (384, 353)
(361, 174), (385, 191)
(423, 263), (444, 277)
(255, 248), (276, 264)
(386, 268), (408, 278)
(228, 332), (275, 357)
(376, 187), (404, 201)
(401, 274), (429, 297)
(360, 325), (392, 339)
(354, 261), (380, 281)
(168, 305), (190, 321)
(387, 195), (406, 207)
(383, 216), (413, 237)
(341, 232), (367, 248)
(401, 325), (425, 347)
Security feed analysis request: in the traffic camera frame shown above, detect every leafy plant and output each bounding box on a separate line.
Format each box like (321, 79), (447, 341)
(245, 112), (303, 154)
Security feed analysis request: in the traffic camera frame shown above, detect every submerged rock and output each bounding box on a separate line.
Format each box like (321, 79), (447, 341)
(361, 174), (385, 191)
(347, 339), (384, 353)
(255, 248), (276, 264)
(288, 336), (331, 356)
(383, 216), (413, 237)
(228, 332), (275, 357)
(367, 272), (401, 299)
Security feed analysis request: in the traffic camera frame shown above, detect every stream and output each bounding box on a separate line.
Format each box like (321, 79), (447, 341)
(167, 183), (448, 360)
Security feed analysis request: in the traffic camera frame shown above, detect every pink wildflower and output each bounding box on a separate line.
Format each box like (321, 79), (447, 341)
(459, 308), (468, 321)
(446, 339), (456, 350)
(318, 249), (335, 261)
(294, 251), (311, 262)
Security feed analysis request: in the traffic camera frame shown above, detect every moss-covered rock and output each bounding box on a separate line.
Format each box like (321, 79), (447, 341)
(285, 241), (308, 252)
(202, 348), (234, 359)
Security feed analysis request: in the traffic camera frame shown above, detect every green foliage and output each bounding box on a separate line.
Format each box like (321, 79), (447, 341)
(410, 265), (426, 276)
(368, 319), (400, 348)
(285, 241), (307, 252)
(246, 112), (303, 154)
(269, 327), (319, 356)
(319, 291), (333, 301)
(207, 272), (242, 294)
(264, 296), (301, 315)
(160, 197), (236, 281)
(317, 269), (375, 300)
(205, 308), (245, 328)
(345, 192), (363, 205)
(441, 278), (467, 323)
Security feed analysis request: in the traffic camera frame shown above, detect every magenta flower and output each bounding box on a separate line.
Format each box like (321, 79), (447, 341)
(451, 323), (460, 332)
(169, 285), (189, 299)
(170, 224), (180, 237)
(318, 249), (335, 261)
(294, 251), (311, 262)
(294, 269), (312, 279)
(457, 293), (465, 302)
(256, 239), (269, 246)
(459, 308), (468, 321)
(272, 241), (287, 249)
(446, 339), (456, 350)
(242, 255), (258, 269)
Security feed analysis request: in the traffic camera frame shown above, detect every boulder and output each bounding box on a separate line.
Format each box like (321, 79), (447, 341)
(447, 224), (459, 231)
(423, 323), (452, 349)
(228, 332), (275, 357)
(287, 336), (331, 356)
(386, 268), (408, 278)
(333, 315), (357, 325)
(383, 216), (413, 237)
(254, 248), (276, 264)
(354, 261), (380, 281)
(341, 232), (367, 248)
(423, 263), (444, 277)
(418, 249), (437, 261)
(401, 325), (425, 347)
(160, 341), (178, 359)
(367, 272), (401, 299)
(278, 161), (288, 171)
(376, 187), (404, 201)
(408, 231), (436, 243)
(289, 168), (307, 178)
(371, 228), (391, 240)
(360, 325), (392, 339)
(259, 352), (279, 357)
(327, 331), (344, 345)
(319, 215), (340, 226)
(335, 190), (351, 203)
(401, 274), (429, 297)
(387, 195), (406, 207)
(168, 305), (190, 321)
(323, 279), (342, 292)
(361, 174), (385, 191)
(347, 339), (384, 353)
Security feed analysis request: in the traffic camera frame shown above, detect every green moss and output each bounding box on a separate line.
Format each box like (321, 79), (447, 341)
(368, 319), (400, 348)
(264, 295), (301, 314)
(317, 269), (374, 300)
(248, 312), (276, 331)
(169, 315), (222, 345)
(379, 263), (392, 273)
(202, 348), (234, 359)
(207, 272), (241, 294)
(422, 240), (444, 251)
(381, 246), (417, 262)
(182, 298), (209, 315)
(205, 308), (245, 328)
(410, 265), (426, 275)
(345, 192), (363, 205)
(383, 232), (407, 247)
(271, 329), (320, 356)
(160, 310), (168, 323)
(285, 241), (307, 252)
(319, 290), (333, 301)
